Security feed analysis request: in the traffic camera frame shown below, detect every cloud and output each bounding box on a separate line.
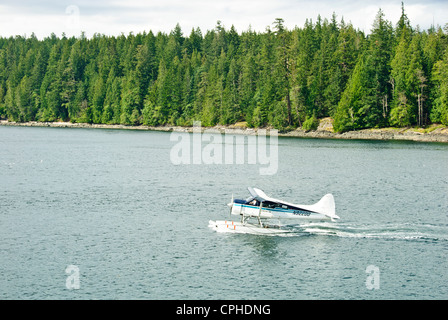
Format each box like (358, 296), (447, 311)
(0, 0), (446, 39)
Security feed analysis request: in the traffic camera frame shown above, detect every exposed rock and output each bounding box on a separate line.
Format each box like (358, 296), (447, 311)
(1, 120), (447, 143)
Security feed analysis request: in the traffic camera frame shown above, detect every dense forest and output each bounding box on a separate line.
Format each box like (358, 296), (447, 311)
(0, 6), (447, 132)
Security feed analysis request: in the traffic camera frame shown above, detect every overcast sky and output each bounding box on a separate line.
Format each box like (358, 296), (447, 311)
(0, 0), (446, 39)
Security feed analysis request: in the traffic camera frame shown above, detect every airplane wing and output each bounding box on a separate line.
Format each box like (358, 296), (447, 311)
(248, 187), (286, 204)
(248, 187), (269, 202)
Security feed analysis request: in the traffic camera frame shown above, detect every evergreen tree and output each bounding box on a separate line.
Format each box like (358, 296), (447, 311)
(334, 52), (373, 132)
(431, 48), (448, 125)
(273, 18), (292, 125)
(366, 9), (394, 127)
(390, 23), (413, 126)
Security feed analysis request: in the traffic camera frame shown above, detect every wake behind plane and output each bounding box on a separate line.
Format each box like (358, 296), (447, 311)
(209, 187), (339, 234)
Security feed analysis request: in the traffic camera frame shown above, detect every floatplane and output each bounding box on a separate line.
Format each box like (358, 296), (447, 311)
(209, 187), (339, 234)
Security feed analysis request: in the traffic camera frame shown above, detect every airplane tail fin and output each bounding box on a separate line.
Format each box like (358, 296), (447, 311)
(311, 194), (339, 220)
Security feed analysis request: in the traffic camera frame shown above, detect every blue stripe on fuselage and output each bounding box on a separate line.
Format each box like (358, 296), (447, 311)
(233, 203), (313, 215)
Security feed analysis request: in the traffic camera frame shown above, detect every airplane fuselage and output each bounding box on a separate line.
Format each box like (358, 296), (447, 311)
(231, 201), (331, 221)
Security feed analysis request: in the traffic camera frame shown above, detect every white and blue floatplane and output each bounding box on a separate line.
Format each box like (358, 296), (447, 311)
(209, 187), (339, 234)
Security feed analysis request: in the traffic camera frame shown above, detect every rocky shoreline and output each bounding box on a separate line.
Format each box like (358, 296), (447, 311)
(1, 120), (448, 143)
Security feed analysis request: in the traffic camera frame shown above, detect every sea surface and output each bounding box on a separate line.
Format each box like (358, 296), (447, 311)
(1, 125), (447, 299)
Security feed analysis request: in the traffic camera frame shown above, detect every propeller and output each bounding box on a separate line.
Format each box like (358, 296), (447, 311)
(228, 193), (234, 216)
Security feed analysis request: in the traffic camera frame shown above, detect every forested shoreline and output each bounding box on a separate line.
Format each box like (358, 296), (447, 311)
(0, 6), (447, 132)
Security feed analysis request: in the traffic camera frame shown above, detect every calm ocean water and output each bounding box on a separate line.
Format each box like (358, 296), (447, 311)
(1, 125), (447, 299)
